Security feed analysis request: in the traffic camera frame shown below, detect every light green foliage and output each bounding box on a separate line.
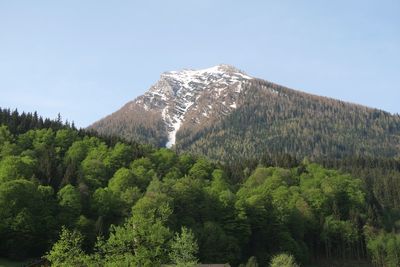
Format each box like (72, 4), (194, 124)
(189, 158), (213, 180)
(0, 155), (36, 182)
(107, 167), (142, 213)
(366, 231), (400, 267)
(169, 227), (199, 267)
(269, 253), (299, 267)
(208, 169), (235, 207)
(176, 153), (196, 174)
(108, 167), (136, 193)
(0, 141), (18, 158)
(45, 227), (89, 267)
(19, 129), (59, 185)
(31, 129), (56, 155)
(99, 193), (173, 266)
(0, 126), (13, 146)
(104, 142), (133, 174)
(210, 169), (230, 193)
(16, 130), (36, 151)
(0, 113), (398, 266)
(119, 186), (142, 212)
(236, 164), (366, 263)
(55, 129), (78, 155)
(321, 216), (359, 258)
(130, 157), (157, 190)
(81, 142), (109, 188)
(167, 172), (240, 266)
(0, 126), (14, 158)
(64, 139), (90, 165)
(63, 139), (91, 185)
(150, 148), (178, 177)
(0, 125), (373, 266)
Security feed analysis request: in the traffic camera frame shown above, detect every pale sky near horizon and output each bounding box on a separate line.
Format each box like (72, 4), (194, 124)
(0, 0), (399, 127)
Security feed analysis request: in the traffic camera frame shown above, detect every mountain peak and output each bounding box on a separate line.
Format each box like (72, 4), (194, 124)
(214, 64), (245, 73)
(161, 64), (252, 81)
(133, 65), (253, 147)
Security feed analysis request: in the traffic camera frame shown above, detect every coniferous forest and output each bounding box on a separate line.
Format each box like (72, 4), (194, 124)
(176, 80), (400, 163)
(0, 108), (399, 267)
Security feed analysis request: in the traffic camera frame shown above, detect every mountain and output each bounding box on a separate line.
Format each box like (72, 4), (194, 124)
(89, 64), (400, 162)
(89, 64), (251, 147)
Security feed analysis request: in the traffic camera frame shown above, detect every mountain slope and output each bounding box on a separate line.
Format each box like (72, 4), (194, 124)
(89, 64), (252, 147)
(89, 65), (400, 161)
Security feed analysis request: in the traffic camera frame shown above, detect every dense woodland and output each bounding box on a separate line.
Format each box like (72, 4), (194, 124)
(177, 79), (400, 162)
(0, 109), (399, 266)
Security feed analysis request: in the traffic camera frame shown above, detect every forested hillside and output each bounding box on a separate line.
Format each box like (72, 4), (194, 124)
(89, 66), (400, 163)
(177, 79), (400, 162)
(0, 109), (399, 266)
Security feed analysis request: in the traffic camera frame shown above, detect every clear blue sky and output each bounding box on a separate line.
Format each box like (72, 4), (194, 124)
(1, 0), (399, 127)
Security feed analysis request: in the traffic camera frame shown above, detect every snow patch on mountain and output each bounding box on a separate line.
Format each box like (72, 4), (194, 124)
(166, 118), (182, 148)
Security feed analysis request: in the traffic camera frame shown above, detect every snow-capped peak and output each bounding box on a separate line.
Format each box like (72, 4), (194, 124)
(162, 64), (252, 87)
(134, 64), (253, 148)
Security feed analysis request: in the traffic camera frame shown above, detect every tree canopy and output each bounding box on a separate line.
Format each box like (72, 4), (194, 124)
(0, 110), (399, 266)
